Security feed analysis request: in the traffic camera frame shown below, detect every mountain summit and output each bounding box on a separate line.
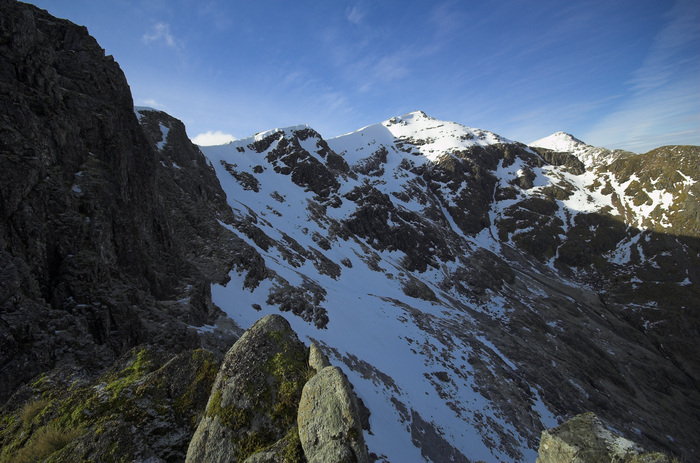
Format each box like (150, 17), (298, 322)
(529, 131), (587, 152)
(529, 131), (636, 168)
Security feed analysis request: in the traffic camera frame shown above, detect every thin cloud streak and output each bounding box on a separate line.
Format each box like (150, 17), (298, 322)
(345, 5), (364, 26)
(142, 22), (177, 48)
(585, 78), (700, 151)
(585, 0), (699, 151)
(628, 0), (699, 93)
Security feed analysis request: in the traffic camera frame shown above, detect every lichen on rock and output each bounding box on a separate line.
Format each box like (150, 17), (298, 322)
(186, 314), (310, 463)
(536, 413), (677, 463)
(297, 366), (369, 463)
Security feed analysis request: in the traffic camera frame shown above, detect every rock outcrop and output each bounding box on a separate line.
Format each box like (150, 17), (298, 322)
(298, 366), (369, 463)
(1, 315), (370, 462)
(0, 346), (219, 462)
(186, 314), (309, 462)
(536, 413), (676, 463)
(186, 315), (369, 463)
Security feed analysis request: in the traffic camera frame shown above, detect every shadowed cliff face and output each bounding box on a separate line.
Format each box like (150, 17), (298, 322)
(0, 0), (246, 403)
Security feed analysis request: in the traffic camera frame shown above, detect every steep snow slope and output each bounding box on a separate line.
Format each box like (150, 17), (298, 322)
(198, 113), (699, 462)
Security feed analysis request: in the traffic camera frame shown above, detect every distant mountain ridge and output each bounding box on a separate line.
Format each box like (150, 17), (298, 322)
(197, 111), (699, 461)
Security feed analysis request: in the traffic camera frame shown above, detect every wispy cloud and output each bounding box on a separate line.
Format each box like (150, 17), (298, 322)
(628, 0), (698, 93)
(345, 5), (365, 26)
(191, 130), (235, 146)
(429, 1), (464, 40)
(197, 2), (233, 31)
(135, 98), (166, 109)
(585, 0), (700, 151)
(584, 78), (699, 151)
(142, 22), (178, 48)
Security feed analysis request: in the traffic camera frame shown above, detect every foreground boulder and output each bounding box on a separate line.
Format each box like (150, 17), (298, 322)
(186, 315), (310, 462)
(186, 315), (371, 462)
(298, 365), (369, 463)
(1, 316), (370, 462)
(536, 413), (676, 463)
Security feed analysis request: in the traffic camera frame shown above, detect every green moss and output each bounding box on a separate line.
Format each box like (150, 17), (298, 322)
(174, 349), (218, 420)
(0, 411), (26, 462)
(104, 348), (152, 399)
(206, 389), (252, 431)
(53, 384), (104, 430)
(626, 451), (682, 463)
(282, 427), (305, 463)
(31, 374), (48, 390)
(234, 428), (277, 462)
(266, 345), (309, 429)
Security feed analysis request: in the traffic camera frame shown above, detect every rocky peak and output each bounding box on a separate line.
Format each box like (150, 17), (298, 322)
(529, 131), (637, 169)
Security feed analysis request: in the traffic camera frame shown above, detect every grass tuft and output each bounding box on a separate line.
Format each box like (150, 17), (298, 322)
(20, 399), (49, 427)
(14, 424), (82, 463)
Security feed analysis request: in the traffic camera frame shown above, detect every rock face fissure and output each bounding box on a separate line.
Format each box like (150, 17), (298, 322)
(186, 314), (370, 463)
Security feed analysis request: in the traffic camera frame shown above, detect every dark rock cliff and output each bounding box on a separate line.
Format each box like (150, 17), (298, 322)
(0, 0), (247, 403)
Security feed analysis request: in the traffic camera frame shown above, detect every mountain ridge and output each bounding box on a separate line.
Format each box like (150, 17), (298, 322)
(196, 112), (699, 461)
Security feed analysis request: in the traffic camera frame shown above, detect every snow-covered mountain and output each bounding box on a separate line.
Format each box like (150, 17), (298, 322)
(529, 131), (635, 168)
(3, 3), (696, 461)
(190, 111), (699, 461)
(530, 131), (586, 153)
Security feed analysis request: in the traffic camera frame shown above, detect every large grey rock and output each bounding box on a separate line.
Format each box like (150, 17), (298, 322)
(186, 315), (308, 463)
(297, 365), (369, 463)
(536, 413), (674, 463)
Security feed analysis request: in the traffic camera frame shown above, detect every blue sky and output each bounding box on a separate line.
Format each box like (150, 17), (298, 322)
(26, 0), (699, 152)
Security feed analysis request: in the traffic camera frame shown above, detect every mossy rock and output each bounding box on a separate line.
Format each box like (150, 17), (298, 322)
(537, 413), (680, 463)
(0, 346), (218, 463)
(186, 315), (310, 463)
